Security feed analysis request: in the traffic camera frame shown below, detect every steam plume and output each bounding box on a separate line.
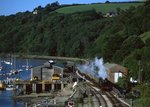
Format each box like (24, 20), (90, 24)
(78, 57), (107, 79)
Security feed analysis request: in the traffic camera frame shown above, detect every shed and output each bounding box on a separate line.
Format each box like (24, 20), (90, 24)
(104, 63), (128, 83)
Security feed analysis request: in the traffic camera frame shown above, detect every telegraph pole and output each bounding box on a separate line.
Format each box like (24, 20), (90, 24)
(138, 60), (141, 83)
(138, 60), (143, 83)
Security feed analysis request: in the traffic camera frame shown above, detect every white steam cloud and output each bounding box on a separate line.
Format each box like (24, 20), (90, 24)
(78, 57), (107, 79)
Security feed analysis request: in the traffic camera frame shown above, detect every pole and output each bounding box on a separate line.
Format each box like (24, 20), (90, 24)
(131, 98), (134, 107)
(138, 60), (141, 83)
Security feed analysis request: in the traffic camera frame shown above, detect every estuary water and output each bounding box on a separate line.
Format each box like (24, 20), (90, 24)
(0, 90), (23, 107)
(0, 58), (47, 80)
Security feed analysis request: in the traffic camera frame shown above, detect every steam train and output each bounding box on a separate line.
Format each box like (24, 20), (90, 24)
(77, 69), (127, 96)
(99, 78), (113, 91)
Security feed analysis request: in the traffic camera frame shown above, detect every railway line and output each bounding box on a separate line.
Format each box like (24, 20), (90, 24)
(76, 69), (130, 107)
(105, 91), (129, 107)
(74, 82), (107, 107)
(89, 85), (107, 107)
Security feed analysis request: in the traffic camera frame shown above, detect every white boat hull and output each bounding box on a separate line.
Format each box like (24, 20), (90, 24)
(5, 85), (14, 91)
(6, 87), (14, 91)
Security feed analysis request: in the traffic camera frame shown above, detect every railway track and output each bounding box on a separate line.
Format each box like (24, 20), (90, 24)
(105, 91), (129, 107)
(91, 89), (102, 107)
(89, 86), (107, 107)
(76, 82), (108, 107)
(76, 70), (130, 107)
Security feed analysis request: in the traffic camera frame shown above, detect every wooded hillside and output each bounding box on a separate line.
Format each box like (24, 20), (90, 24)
(0, 1), (150, 83)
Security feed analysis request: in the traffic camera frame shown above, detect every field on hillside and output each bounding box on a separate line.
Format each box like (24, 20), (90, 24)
(56, 3), (143, 14)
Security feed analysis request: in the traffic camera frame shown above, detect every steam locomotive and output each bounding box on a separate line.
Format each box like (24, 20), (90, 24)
(77, 69), (126, 96)
(99, 78), (113, 91)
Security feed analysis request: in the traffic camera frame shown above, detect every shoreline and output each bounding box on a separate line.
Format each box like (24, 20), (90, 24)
(1, 54), (87, 62)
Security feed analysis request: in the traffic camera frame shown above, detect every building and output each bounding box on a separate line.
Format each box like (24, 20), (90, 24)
(33, 10), (38, 15)
(104, 63), (128, 83)
(31, 62), (53, 81)
(15, 61), (66, 94)
(103, 12), (118, 17)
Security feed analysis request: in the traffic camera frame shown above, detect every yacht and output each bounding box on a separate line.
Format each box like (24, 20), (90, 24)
(0, 81), (4, 90)
(0, 66), (2, 71)
(3, 61), (12, 65)
(22, 59), (31, 70)
(5, 84), (14, 91)
(0, 58), (3, 71)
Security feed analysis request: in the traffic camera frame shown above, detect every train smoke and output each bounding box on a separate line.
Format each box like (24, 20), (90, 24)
(79, 57), (107, 79)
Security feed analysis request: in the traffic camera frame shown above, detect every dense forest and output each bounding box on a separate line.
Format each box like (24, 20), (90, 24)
(0, 1), (150, 106)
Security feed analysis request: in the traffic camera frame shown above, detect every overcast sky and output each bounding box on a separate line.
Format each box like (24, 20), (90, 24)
(0, 0), (138, 16)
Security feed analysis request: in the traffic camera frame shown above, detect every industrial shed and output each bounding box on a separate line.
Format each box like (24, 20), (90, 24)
(104, 63), (128, 83)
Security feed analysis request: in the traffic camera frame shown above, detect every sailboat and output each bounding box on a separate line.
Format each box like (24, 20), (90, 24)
(22, 59), (31, 70)
(3, 56), (12, 65)
(0, 57), (3, 71)
(10, 55), (23, 75)
(5, 78), (14, 91)
(25, 59), (29, 70)
(5, 84), (14, 91)
(5, 55), (16, 91)
(0, 81), (4, 90)
(3, 61), (12, 65)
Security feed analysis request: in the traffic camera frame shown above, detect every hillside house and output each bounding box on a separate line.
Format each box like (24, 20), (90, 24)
(103, 12), (118, 17)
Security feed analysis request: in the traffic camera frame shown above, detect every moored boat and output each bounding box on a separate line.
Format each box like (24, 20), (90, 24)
(0, 57), (2, 71)
(5, 85), (14, 91)
(0, 66), (2, 71)
(22, 59), (31, 70)
(0, 82), (4, 90)
(3, 61), (12, 65)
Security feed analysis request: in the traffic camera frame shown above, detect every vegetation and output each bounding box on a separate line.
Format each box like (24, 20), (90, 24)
(134, 83), (150, 107)
(117, 77), (128, 89)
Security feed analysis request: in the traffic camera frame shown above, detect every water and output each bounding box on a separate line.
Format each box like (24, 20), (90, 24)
(0, 58), (47, 80)
(0, 90), (23, 107)
(0, 58), (49, 107)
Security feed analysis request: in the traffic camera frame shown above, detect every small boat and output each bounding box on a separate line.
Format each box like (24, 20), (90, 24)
(22, 59), (31, 70)
(5, 85), (14, 91)
(4, 61), (12, 65)
(0, 66), (2, 71)
(0, 58), (2, 71)
(0, 81), (4, 90)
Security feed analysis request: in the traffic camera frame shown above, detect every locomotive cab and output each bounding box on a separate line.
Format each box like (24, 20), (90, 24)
(99, 78), (112, 91)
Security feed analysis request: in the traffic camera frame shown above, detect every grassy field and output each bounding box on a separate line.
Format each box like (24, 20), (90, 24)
(56, 3), (143, 14)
